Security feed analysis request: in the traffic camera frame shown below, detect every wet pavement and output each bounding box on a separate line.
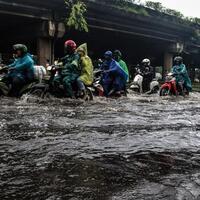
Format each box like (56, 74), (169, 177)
(1, 93), (200, 200)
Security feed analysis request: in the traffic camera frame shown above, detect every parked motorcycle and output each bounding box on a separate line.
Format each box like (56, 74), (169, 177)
(29, 63), (93, 101)
(160, 73), (188, 96)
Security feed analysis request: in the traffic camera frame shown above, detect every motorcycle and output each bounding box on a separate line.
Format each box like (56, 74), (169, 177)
(29, 63), (93, 101)
(89, 69), (127, 97)
(0, 66), (42, 97)
(160, 73), (188, 96)
(0, 66), (10, 96)
(130, 73), (160, 94)
(88, 69), (104, 97)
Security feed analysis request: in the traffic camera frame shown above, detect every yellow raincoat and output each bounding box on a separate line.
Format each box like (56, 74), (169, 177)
(77, 43), (94, 86)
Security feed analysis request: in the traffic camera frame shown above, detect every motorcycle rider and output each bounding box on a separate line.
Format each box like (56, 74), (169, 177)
(53, 40), (80, 98)
(6, 44), (34, 96)
(101, 51), (128, 97)
(139, 58), (154, 92)
(172, 56), (192, 94)
(76, 43), (94, 96)
(113, 50), (129, 82)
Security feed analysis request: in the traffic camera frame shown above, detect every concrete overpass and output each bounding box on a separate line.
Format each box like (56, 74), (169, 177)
(0, 0), (66, 65)
(0, 0), (199, 74)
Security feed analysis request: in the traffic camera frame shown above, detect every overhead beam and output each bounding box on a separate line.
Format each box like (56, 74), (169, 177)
(87, 17), (179, 42)
(0, 0), (52, 20)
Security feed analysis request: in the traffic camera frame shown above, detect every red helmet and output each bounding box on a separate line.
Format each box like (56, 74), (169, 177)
(64, 40), (77, 51)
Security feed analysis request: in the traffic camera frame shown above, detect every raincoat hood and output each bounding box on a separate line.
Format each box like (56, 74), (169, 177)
(77, 43), (88, 56)
(77, 43), (94, 86)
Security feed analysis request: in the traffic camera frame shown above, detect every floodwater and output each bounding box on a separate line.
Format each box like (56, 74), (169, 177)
(1, 93), (200, 200)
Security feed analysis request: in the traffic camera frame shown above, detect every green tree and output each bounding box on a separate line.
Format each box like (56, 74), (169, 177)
(103, 0), (148, 16)
(164, 9), (184, 18)
(145, 1), (164, 11)
(64, 0), (88, 32)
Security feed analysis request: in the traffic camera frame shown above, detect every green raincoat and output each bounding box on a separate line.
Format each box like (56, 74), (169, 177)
(118, 59), (129, 82)
(77, 43), (94, 86)
(61, 53), (80, 77)
(53, 53), (80, 97)
(171, 64), (192, 92)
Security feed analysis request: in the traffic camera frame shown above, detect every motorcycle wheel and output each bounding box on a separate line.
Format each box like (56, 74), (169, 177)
(0, 91), (3, 96)
(84, 88), (93, 101)
(130, 85), (140, 93)
(0, 82), (9, 96)
(30, 89), (44, 98)
(151, 85), (160, 94)
(43, 92), (54, 99)
(160, 87), (170, 96)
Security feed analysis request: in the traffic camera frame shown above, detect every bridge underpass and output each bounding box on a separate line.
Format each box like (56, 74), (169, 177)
(0, 0), (200, 80)
(0, 0), (65, 65)
(55, 27), (171, 78)
(0, 14), (54, 65)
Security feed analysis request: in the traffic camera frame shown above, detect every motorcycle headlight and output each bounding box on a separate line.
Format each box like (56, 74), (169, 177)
(166, 75), (172, 81)
(130, 85), (139, 89)
(47, 66), (52, 71)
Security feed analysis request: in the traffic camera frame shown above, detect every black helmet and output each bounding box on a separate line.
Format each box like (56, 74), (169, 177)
(13, 44), (28, 54)
(174, 56), (183, 65)
(114, 50), (122, 58)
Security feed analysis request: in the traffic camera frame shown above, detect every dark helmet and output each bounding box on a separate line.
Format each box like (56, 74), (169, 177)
(174, 56), (183, 65)
(113, 50), (122, 58)
(13, 44), (28, 54)
(104, 51), (113, 58)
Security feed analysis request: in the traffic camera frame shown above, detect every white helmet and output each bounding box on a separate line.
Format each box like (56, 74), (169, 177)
(142, 58), (150, 66)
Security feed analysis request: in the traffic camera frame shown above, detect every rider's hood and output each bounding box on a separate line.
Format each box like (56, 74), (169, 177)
(76, 43), (88, 56)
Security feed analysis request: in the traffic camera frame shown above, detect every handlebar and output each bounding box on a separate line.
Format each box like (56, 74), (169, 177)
(47, 64), (63, 71)
(168, 72), (184, 77)
(94, 70), (104, 77)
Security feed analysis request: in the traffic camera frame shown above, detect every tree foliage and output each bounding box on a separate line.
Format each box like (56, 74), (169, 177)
(145, 1), (184, 18)
(100, 0), (148, 16)
(145, 1), (163, 11)
(145, 1), (200, 22)
(63, 0), (200, 41)
(64, 0), (88, 32)
(144, 1), (200, 41)
(164, 9), (184, 18)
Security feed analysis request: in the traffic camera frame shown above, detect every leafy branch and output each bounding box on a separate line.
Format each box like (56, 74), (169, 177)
(64, 0), (88, 32)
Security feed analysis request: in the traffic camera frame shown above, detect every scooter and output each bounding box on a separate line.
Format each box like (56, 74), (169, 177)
(160, 73), (188, 96)
(29, 63), (93, 101)
(130, 73), (160, 94)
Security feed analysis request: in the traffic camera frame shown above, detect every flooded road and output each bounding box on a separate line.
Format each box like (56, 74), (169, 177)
(1, 93), (200, 200)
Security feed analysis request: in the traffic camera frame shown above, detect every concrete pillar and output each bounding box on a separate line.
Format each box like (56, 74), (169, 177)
(37, 37), (53, 66)
(164, 52), (173, 73)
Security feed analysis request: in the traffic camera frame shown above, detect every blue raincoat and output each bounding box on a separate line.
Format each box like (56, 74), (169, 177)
(171, 64), (192, 92)
(101, 59), (128, 96)
(8, 53), (34, 82)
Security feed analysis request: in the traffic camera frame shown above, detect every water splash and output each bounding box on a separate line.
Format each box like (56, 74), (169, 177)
(1, 93), (200, 199)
